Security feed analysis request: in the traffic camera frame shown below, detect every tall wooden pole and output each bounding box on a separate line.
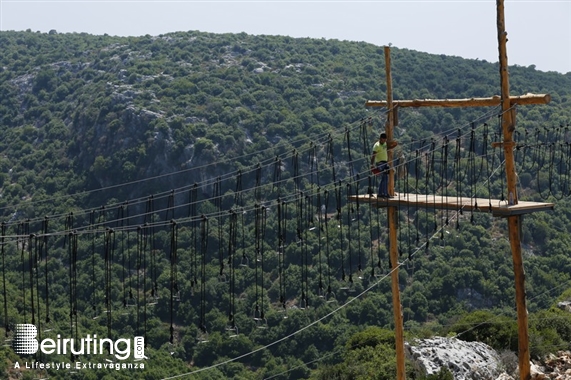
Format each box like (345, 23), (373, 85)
(385, 45), (406, 380)
(497, 1), (530, 379)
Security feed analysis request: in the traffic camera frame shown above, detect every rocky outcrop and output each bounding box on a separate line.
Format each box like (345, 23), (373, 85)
(406, 337), (503, 380)
(499, 352), (571, 379)
(406, 337), (571, 380)
(530, 351), (571, 379)
(557, 301), (571, 313)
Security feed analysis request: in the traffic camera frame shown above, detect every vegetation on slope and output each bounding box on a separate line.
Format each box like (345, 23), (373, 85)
(0, 30), (570, 379)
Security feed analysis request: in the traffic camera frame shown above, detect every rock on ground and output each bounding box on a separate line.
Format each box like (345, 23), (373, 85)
(406, 336), (503, 380)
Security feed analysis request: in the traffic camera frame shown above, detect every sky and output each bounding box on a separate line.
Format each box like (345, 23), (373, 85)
(1, 0), (570, 74)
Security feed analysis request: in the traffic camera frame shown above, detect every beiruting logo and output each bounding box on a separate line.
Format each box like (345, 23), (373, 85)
(12, 324), (145, 370)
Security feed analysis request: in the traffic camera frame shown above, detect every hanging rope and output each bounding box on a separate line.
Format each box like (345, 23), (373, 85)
(126, 203), (135, 307)
(214, 177), (225, 281)
(397, 152), (406, 255)
(92, 207), (106, 317)
(441, 135), (450, 233)
(273, 156), (282, 199)
(146, 196), (159, 302)
(166, 190), (175, 221)
(345, 127), (356, 181)
(19, 222), (28, 323)
(255, 163), (262, 203)
(253, 204), (267, 327)
(414, 147), (421, 244)
(277, 198), (287, 312)
(309, 143), (320, 188)
(564, 132), (571, 196)
(556, 126), (569, 197)
(530, 127), (543, 197)
(481, 123), (494, 211)
(69, 230), (79, 359)
(253, 203), (262, 319)
(199, 215), (208, 339)
(496, 115), (507, 202)
(118, 203), (130, 309)
(165, 189), (176, 285)
(90, 209), (96, 316)
(548, 126), (563, 200)
(33, 234), (42, 340)
(27, 233), (35, 326)
(323, 190), (334, 301)
(361, 118), (372, 158)
(227, 209), (237, 334)
(345, 183), (354, 289)
(429, 139), (438, 233)
(136, 225), (142, 335)
(297, 191), (308, 308)
(190, 184), (199, 294)
(327, 134), (337, 184)
(142, 223), (149, 340)
(367, 190), (376, 278)
(403, 149), (414, 262)
(355, 174), (363, 277)
(104, 228), (114, 337)
(469, 124), (478, 222)
(292, 149), (300, 194)
(424, 145), (433, 251)
(336, 181), (347, 285)
(260, 205), (267, 324)
(233, 172), (248, 268)
(525, 128), (540, 181)
(300, 193), (309, 309)
(282, 200), (288, 308)
(316, 188), (325, 296)
(169, 220), (178, 344)
(489, 128), (500, 204)
(518, 129), (532, 174)
(1, 223), (8, 336)
(119, 205), (126, 308)
(454, 131), (463, 229)
(376, 195), (385, 271)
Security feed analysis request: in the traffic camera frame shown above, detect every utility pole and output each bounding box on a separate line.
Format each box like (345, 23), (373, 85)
(384, 46), (406, 380)
(497, 0), (530, 378)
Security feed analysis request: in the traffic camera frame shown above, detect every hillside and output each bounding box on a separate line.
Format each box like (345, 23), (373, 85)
(0, 30), (570, 379)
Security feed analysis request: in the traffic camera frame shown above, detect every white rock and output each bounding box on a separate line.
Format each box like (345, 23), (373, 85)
(406, 337), (503, 380)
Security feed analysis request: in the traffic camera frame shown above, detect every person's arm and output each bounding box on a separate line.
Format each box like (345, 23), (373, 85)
(388, 140), (398, 149)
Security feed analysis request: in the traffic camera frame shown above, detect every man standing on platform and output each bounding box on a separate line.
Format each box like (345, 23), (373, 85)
(371, 132), (397, 198)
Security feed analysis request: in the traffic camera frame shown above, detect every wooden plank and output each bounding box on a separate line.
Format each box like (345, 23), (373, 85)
(348, 193), (554, 216)
(365, 93), (550, 108)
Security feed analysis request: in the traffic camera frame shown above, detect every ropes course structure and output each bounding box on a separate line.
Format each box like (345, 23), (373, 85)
(353, 114), (561, 216)
(0, 99), (565, 367)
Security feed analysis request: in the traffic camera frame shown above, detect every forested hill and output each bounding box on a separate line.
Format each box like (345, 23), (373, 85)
(1, 30), (570, 209)
(0, 30), (570, 379)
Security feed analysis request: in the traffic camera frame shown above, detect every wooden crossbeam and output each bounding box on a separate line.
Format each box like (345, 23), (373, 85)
(365, 93), (550, 108)
(349, 193), (554, 217)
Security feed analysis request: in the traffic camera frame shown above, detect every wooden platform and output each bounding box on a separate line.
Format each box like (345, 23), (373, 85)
(349, 193), (555, 217)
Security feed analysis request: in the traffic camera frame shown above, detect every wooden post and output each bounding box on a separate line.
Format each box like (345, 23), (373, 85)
(497, 1), (531, 379)
(385, 45), (406, 380)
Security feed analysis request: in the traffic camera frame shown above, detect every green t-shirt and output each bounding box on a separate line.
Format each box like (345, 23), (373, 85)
(372, 141), (388, 163)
